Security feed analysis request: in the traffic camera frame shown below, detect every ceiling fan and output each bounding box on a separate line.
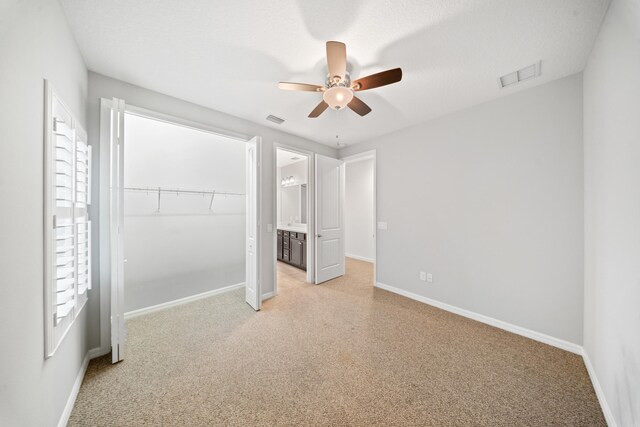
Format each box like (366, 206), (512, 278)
(278, 41), (402, 118)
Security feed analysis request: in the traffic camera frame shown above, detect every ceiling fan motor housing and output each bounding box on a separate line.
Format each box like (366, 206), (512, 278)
(324, 72), (353, 110)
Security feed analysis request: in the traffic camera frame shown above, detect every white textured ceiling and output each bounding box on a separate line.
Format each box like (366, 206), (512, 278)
(277, 148), (308, 168)
(60, 0), (610, 147)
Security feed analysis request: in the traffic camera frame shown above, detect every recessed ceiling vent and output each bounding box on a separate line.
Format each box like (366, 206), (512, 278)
(498, 61), (541, 89)
(266, 115), (285, 124)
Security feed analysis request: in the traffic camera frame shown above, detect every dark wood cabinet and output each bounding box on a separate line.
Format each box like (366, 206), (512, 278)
(276, 230), (283, 260)
(277, 229), (306, 270)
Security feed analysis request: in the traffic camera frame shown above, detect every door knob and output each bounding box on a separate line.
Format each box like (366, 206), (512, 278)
(316, 234), (322, 238)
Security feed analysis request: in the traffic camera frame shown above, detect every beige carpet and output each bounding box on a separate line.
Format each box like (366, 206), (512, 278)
(69, 258), (605, 426)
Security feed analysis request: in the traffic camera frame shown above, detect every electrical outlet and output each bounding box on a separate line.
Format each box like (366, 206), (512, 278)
(419, 272), (427, 281)
(377, 221), (388, 230)
(427, 273), (433, 283)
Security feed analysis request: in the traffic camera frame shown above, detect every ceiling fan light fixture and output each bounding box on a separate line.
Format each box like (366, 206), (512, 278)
(323, 86), (353, 110)
(277, 41), (402, 118)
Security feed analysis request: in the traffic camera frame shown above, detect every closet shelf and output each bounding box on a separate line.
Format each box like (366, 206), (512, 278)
(123, 186), (245, 197)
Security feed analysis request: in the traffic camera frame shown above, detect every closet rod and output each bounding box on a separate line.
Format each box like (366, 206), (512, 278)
(123, 186), (245, 197)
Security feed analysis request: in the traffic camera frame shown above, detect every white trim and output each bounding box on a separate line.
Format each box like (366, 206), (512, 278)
(342, 152), (375, 163)
(346, 253), (375, 263)
(124, 282), (245, 319)
(57, 352), (90, 427)
(262, 291), (275, 300)
(375, 281), (582, 354)
(98, 98), (112, 357)
(583, 350), (618, 427)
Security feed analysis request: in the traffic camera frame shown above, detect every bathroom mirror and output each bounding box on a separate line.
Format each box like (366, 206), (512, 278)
(279, 184), (307, 225)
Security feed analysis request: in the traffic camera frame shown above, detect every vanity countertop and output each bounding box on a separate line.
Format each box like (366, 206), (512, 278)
(277, 224), (308, 233)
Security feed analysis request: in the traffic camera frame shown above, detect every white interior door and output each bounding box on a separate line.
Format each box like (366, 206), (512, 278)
(245, 137), (261, 310)
(315, 154), (345, 283)
(110, 98), (126, 363)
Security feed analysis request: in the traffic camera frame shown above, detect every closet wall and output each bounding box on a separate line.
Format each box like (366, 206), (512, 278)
(124, 114), (246, 312)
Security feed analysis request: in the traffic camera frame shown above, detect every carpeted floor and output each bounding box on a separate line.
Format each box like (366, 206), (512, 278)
(69, 258), (605, 426)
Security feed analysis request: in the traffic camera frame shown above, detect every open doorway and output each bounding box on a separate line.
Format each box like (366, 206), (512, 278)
(343, 150), (376, 285)
(121, 112), (247, 316)
(274, 147), (312, 294)
(100, 99), (261, 363)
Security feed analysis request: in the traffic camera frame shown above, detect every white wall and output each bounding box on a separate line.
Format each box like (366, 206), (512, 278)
(340, 73), (584, 345)
(583, 0), (640, 425)
(0, 1), (89, 425)
(345, 158), (375, 262)
(86, 72), (337, 350)
(123, 114), (246, 312)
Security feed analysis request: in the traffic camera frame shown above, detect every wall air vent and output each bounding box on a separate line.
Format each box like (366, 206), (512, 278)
(498, 61), (541, 89)
(266, 115), (285, 124)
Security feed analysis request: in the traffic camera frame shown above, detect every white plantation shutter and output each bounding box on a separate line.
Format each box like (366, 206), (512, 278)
(75, 126), (91, 306)
(44, 81), (93, 357)
(52, 97), (77, 327)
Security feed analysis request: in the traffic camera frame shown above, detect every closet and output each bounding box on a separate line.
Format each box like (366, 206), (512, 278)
(122, 113), (246, 314)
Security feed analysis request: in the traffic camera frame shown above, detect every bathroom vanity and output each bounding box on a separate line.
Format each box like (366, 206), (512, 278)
(277, 225), (307, 270)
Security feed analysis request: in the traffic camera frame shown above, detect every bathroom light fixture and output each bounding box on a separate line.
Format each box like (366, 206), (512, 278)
(281, 176), (295, 187)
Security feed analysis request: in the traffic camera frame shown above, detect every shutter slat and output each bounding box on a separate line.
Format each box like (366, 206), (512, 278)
(56, 266), (74, 280)
(56, 255), (74, 266)
(56, 277), (74, 291)
(56, 299), (74, 320)
(57, 287), (74, 305)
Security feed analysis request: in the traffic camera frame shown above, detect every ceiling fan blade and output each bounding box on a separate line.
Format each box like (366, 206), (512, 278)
(278, 82), (323, 92)
(326, 41), (347, 81)
(352, 68), (402, 91)
(308, 101), (329, 118)
(348, 96), (372, 116)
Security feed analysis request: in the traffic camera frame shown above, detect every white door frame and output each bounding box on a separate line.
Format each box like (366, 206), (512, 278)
(98, 99), (259, 356)
(341, 149), (377, 286)
(272, 143), (315, 297)
(245, 136), (262, 310)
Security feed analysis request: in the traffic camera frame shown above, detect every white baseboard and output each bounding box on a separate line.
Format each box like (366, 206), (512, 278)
(262, 291), (275, 300)
(375, 282), (582, 355)
(346, 253), (375, 263)
(57, 352), (90, 427)
(124, 282), (245, 320)
(583, 350), (617, 427)
(87, 346), (110, 360)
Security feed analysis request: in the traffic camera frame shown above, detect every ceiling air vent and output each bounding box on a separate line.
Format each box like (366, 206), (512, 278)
(498, 61), (541, 89)
(266, 115), (285, 125)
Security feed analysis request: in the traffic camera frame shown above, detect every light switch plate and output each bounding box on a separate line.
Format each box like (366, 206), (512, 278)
(427, 273), (433, 283)
(377, 221), (388, 230)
